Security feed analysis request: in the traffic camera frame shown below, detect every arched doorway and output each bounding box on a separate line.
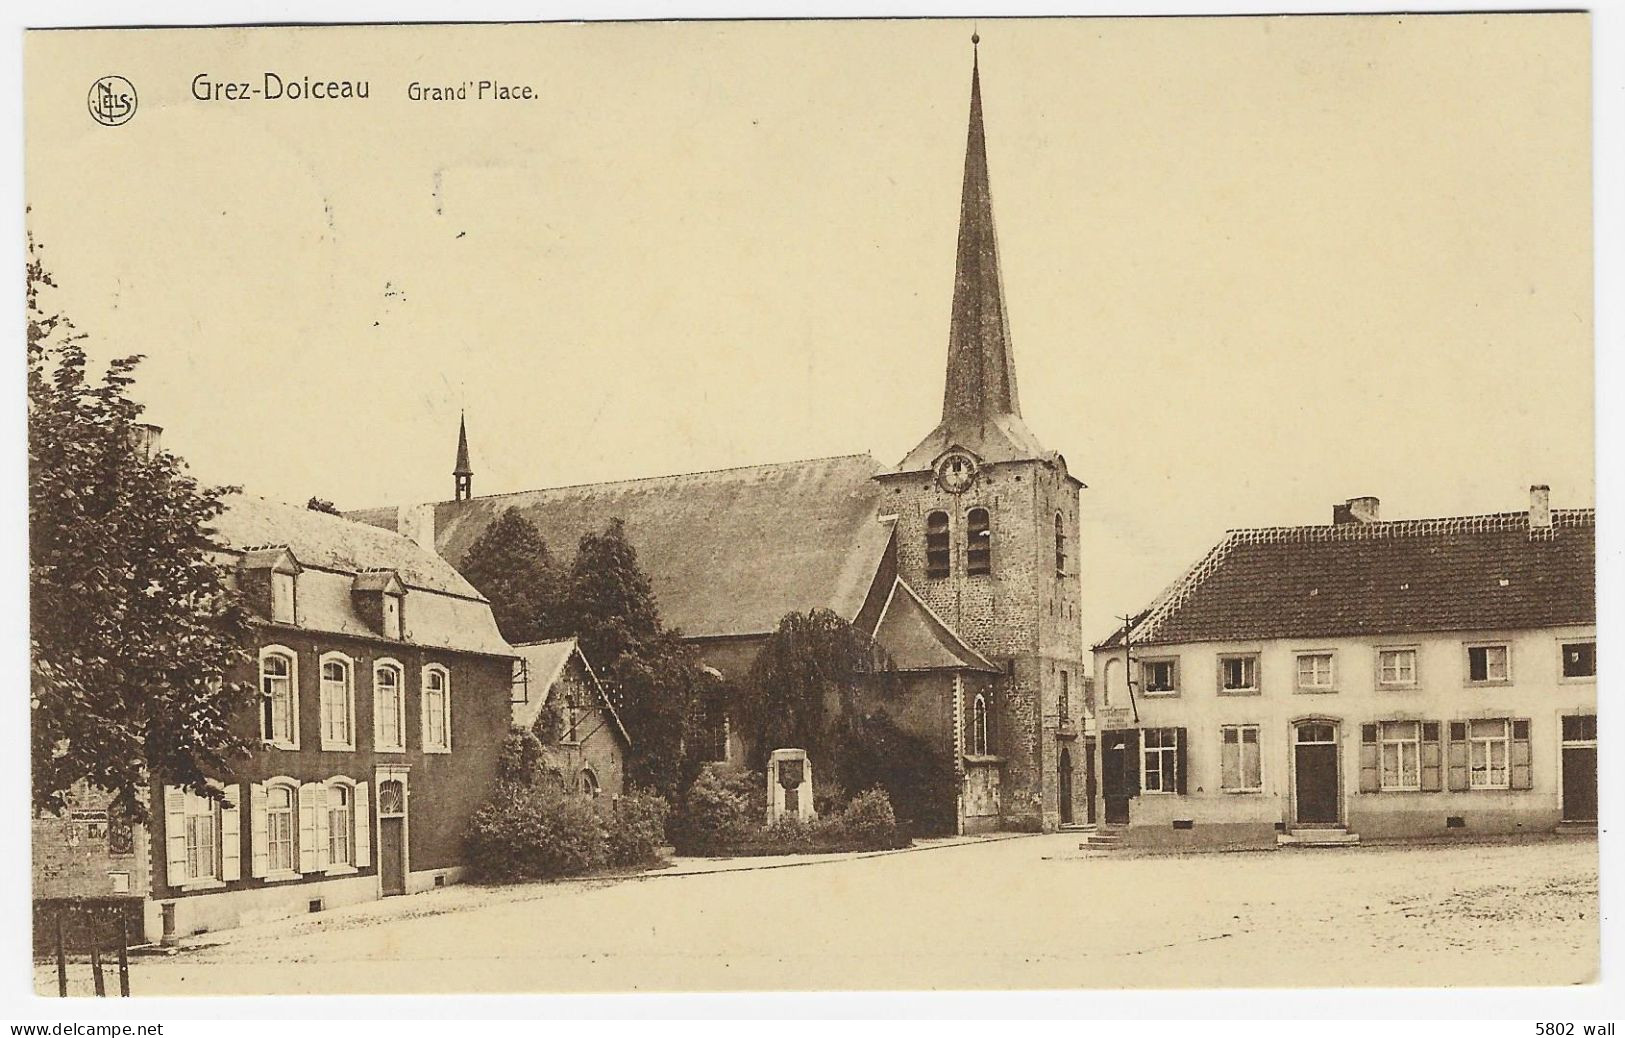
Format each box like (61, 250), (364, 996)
(1058, 747), (1074, 825)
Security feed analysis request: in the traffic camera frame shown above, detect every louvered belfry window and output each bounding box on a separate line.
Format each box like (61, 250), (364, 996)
(925, 511), (951, 579)
(966, 508), (992, 575)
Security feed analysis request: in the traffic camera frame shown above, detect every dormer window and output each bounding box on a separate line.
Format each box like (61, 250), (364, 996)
(239, 546), (302, 626)
(352, 571), (406, 640)
(381, 592), (402, 640)
(271, 571), (295, 624)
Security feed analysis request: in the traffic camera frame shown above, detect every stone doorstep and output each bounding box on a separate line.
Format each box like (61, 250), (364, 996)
(1277, 828), (1361, 847)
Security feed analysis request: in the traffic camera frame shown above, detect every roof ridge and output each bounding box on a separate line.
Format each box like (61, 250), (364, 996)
(1221, 508), (1595, 542)
(443, 452), (882, 504)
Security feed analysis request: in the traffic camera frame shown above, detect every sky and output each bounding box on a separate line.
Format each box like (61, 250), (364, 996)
(24, 15), (1593, 648)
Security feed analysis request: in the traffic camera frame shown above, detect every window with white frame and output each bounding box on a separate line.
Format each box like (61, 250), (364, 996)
(1466, 643), (1511, 685)
(1467, 718), (1511, 789)
(1220, 725), (1262, 791)
(1379, 720), (1422, 791)
(265, 784), (297, 873)
(183, 793), (219, 882)
(970, 694), (990, 755)
(422, 665), (451, 752)
(1142, 727), (1181, 793)
(1295, 652), (1335, 691)
(1377, 648), (1418, 689)
(327, 783), (353, 867)
(1219, 654), (1259, 694)
(1561, 641), (1596, 679)
(373, 661), (405, 751)
(270, 571), (296, 624)
(1141, 658), (1178, 695)
(319, 654), (354, 749)
(259, 648), (297, 747)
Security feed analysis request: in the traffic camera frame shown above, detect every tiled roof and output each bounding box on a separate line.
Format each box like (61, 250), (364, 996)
(379, 454), (896, 640)
(1099, 509), (1595, 648)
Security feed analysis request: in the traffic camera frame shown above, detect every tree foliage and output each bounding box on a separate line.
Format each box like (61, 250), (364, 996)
(28, 234), (257, 822)
(458, 508), (562, 644)
(736, 608), (869, 770)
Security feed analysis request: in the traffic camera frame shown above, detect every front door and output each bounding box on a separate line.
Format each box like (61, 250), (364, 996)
(1058, 747), (1074, 825)
(379, 818), (406, 896)
(1562, 715), (1598, 823)
(1293, 722), (1340, 825)
(1102, 730), (1137, 825)
(376, 775), (408, 896)
(1084, 739), (1098, 825)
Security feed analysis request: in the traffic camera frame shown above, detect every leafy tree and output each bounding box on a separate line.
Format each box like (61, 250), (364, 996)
(555, 518), (714, 801)
(458, 508), (561, 644)
(305, 497), (340, 515)
(28, 235), (256, 822)
(736, 608), (868, 769)
(562, 518), (661, 668)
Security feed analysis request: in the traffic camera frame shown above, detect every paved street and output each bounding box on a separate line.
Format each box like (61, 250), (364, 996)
(61, 834), (1598, 995)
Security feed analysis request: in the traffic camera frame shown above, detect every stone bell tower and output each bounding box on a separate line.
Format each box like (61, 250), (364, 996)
(874, 41), (1086, 831)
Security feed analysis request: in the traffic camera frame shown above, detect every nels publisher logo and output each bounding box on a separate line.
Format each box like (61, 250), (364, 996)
(87, 75), (137, 126)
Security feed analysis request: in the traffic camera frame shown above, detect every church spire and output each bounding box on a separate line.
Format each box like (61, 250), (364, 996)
(942, 36), (1020, 424)
(453, 412), (473, 501)
(895, 38), (1046, 474)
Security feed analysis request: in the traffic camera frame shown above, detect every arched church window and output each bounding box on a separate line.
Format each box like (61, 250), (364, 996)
(966, 508), (992, 576)
(1055, 512), (1067, 575)
(971, 694), (990, 755)
(925, 511), (950, 579)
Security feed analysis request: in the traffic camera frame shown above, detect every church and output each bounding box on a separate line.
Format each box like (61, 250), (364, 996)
(351, 48), (1090, 834)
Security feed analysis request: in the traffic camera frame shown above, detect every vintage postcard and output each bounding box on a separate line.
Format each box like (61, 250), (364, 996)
(24, 13), (1596, 1001)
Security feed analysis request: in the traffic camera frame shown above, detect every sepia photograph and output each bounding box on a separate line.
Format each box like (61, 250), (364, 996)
(16, 4), (1608, 1015)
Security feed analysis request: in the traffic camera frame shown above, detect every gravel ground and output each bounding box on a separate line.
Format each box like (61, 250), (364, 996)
(36, 833), (1597, 996)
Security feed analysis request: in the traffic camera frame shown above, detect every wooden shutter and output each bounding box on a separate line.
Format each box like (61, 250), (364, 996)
(250, 782), (269, 877)
(313, 784), (331, 871)
(1420, 722), (1443, 792)
(219, 784), (242, 882)
(1510, 719), (1533, 790)
(1358, 724), (1380, 793)
(354, 781), (371, 867)
(163, 786), (188, 888)
(298, 782), (319, 873)
(1174, 728), (1188, 795)
(1447, 721), (1470, 791)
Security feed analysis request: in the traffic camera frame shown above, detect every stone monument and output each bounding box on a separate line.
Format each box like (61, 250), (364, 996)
(767, 748), (814, 823)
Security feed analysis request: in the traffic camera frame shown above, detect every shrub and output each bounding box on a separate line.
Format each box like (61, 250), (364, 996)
(827, 787), (902, 851)
(830, 711), (958, 837)
(671, 763), (764, 855)
(604, 789), (670, 867)
(464, 783), (607, 882)
(494, 726), (547, 786)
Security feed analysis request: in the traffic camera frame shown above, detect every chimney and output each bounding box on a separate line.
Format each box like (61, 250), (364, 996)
(1529, 485), (1552, 530)
(129, 423), (163, 461)
(1332, 496), (1380, 525)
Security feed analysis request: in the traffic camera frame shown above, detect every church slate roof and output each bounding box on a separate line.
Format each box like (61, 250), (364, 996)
(872, 579), (1000, 672)
(363, 454), (896, 640)
(1098, 509), (1596, 649)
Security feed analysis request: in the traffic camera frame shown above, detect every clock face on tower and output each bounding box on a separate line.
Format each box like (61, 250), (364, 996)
(934, 450), (980, 494)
